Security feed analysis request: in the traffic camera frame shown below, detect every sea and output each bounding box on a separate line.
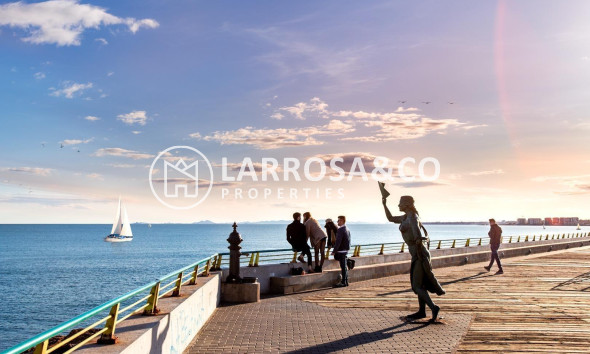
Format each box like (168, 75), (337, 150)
(0, 223), (585, 350)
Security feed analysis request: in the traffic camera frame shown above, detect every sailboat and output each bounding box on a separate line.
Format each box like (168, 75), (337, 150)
(576, 223), (581, 231)
(105, 197), (133, 242)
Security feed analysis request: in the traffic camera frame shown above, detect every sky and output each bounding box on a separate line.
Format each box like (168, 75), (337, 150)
(1, 0), (590, 223)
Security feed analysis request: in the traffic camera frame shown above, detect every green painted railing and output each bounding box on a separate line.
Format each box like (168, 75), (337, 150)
(217, 232), (590, 267)
(2, 254), (217, 354)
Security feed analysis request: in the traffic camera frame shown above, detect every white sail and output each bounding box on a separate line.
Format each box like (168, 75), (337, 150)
(110, 197), (122, 235)
(120, 205), (133, 237)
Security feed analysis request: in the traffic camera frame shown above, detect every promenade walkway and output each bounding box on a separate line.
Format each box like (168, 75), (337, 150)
(186, 246), (590, 353)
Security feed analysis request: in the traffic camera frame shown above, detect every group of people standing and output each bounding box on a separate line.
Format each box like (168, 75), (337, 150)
(286, 186), (504, 323)
(286, 212), (351, 287)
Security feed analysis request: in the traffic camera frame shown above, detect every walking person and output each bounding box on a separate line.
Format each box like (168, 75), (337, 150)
(332, 215), (351, 287)
(287, 212), (313, 273)
(484, 218), (504, 274)
(382, 193), (445, 322)
(303, 212), (327, 272)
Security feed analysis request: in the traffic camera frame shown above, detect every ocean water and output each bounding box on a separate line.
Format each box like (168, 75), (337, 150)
(0, 223), (585, 350)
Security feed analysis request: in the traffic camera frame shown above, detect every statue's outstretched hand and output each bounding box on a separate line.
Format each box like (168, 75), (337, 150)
(382, 197), (387, 205)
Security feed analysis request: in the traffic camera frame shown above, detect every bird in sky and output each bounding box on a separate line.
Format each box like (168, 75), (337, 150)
(60, 143), (64, 148)
(41, 143), (45, 148)
(448, 101), (455, 104)
(399, 100), (407, 104)
(422, 101), (431, 104)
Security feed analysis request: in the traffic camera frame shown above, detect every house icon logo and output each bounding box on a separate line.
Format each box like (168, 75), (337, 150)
(164, 159), (199, 198)
(149, 146), (213, 209)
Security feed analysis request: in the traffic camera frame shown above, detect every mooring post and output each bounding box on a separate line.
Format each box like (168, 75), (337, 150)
(226, 222), (242, 283)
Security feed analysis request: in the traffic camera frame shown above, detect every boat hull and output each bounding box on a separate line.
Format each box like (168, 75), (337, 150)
(104, 234), (133, 242)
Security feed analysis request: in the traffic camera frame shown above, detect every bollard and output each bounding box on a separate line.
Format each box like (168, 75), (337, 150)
(172, 272), (183, 297)
(226, 222), (243, 283)
(400, 243), (405, 253)
(97, 303), (120, 344)
(379, 244), (385, 255)
(451, 239), (456, 248)
(436, 240), (441, 249)
(465, 239), (470, 247)
(143, 282), (160, 315)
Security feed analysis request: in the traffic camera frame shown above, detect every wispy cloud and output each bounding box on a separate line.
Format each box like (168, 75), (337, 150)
(0, 0), (159, 46)
(311, 152), (398, 178)
(532, 174), (590, 195)
(199, 119), (355, 149)
(49, 81), (92, 98)
(85, 115), (100, 121)
(3, 167), (53, 176)
(60, 138), (93, 146)
(93, 147), (154, 160)
(117, 110), (148, 125)
(469, 169), (505, 176)
(33, 72), (45, 80)
(276, 97), (329, 120)
(95, 37), (108, 45)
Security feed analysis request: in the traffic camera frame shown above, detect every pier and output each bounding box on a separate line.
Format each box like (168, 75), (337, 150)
(4, 230), (590, 354)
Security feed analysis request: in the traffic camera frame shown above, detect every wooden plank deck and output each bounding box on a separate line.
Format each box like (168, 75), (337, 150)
(303, 246), (590, 353)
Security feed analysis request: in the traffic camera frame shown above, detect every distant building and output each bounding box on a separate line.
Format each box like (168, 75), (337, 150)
(517, 218), (527, 225)
(528, 218), (543, 225)
(559, 217), (579, 226)
(544, 218), (553, 225)
(552, 217), (560, 225)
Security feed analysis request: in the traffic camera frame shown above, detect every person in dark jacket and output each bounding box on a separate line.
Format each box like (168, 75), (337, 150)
(485, 218), (503, 274)
(325, 218), (338, 250)
(287, 212), (313, 273)
(383, 195), (445, 322)
(331, 215), (351, 287)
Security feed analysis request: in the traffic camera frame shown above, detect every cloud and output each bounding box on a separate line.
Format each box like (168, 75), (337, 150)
(60, 137), (93, 146)
(117, 110), (148, 125)
(150, 178), (237, 188)
(395, 181), (446, 188)
(311, 152), (398, 178)
(532, 174), (590, 195)
(86, 172), (102, 180)
(469, 169), (505, 176)
(49, 81), (92, 98)
(95, 37), (108, 45)
(189, 132), (201, 139)
(132, 131), (141, 135)
(276, 97), (329, 120)
(109, 163), (136, 168)
(93, 147), (154, 160)
(3, 167), (52, 176)
(0, 0), (159, 46)
(200, 119), (355, 149)
(85, 115), (99, 121)
(34, 72), (45, 79)
(270, 112), (284, 120)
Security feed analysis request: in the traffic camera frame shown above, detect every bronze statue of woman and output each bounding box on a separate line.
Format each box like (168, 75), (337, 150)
(380, 185), (445, 322)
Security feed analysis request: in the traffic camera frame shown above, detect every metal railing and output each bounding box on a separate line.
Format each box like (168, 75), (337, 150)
(216, 231), (590, 268)
(4, 230), (589, 353)
(3, 254), (217, 354)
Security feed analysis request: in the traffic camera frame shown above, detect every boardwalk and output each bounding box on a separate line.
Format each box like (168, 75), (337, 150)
(186, 246), (590, 353)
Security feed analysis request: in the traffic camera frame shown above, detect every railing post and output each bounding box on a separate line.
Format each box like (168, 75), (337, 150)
(203, 259), (211, 276)
(98, 303), (120, 344)
(478, 238), (482, 246)
(356, 245), (361, 257)
(172, 272), (183, 297)
(248, 253), (255, 267)
(216, 254), (222, 269)
(326, 248), (331, 258)
(451, 240), (456, 248)
(517, 236), (521, 242)
(508, 236), (512, 243)
(465, 239), (470, 247)
(400, 243), (405, 253)
(532, 235), (536, 241)
(143, 282), (160, 315)
(190, 264), (199, 285)
(379, 244), (385, 255)
(546, 234), (549, 240)
(254, 252), (260, 267)
(436, 240), (441, 249)
(525, 235), (529, 242)
(291, 252), (297, 263)
(33, 340), (48, 354)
